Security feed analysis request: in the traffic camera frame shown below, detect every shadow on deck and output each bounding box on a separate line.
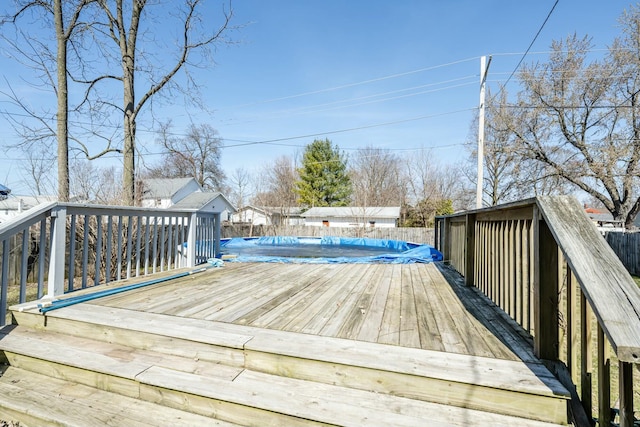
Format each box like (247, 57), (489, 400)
(0, 261), (570, 426)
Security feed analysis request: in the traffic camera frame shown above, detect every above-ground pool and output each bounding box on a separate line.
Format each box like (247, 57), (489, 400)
(220, 236), (442, 264)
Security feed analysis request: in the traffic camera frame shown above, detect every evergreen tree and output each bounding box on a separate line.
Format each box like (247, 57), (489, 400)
(296, 139), (352, 207)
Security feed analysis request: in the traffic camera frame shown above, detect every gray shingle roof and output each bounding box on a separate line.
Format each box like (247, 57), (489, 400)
(301, 207), (401, 219)
(142, 178), (198, 199)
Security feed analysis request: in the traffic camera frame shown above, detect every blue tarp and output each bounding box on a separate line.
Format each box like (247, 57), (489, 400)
(220, 236), (442, 264)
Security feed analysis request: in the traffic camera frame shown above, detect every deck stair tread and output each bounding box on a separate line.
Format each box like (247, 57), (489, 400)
(9, 304), (570, 425)
(0, 326), (566, 427)
(0, 366), (241, 427)
(30, 303), (569, 398)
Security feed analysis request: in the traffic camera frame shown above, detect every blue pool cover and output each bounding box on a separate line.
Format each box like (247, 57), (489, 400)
(220, 236), (443, 264)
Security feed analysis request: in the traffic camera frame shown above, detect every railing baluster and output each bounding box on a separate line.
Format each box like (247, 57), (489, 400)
(160, 216), (166, 272)
(116, 216), (123, 281)
(81, 215), (90, 289)
(68, 214), (77, 292)
(152, 216), (158, 274)
(19, 229), (28, 303)
(618, 361), (634, 427)
(135, 215), (142, 277)
(1, 239), (9, 326)
(597, 323), (611, 427)
(144, 216), (150, 275)
(166, 218), (173, 270)
(126, 216), (133, 279)
(95, 215), (102, 286)
(37, 218), (46, 298)
(580, 291), (593, 418)
(105, 216), (113, 284)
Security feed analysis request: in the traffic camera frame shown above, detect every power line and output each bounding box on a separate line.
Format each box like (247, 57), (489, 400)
(223, 57), (480, 110)
(500, 0), (559, 90)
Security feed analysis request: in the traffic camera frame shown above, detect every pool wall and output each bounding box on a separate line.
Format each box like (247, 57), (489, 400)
(220, 236), (442, 264)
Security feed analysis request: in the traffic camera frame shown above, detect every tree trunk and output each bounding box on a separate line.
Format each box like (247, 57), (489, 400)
(54, 0), (69, 202)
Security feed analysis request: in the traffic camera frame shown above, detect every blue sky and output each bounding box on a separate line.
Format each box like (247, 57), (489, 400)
(0, 0), (631, 195)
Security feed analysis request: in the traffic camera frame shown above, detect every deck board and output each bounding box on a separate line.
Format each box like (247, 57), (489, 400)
(94, 262), (530, 361)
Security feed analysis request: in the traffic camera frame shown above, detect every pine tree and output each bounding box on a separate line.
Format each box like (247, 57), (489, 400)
(295, 139), (352, 207)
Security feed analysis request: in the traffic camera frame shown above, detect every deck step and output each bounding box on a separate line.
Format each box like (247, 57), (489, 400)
(0, 366), (241, 427)
(11, 303), (570, 424)
(0, 326), (566, 427)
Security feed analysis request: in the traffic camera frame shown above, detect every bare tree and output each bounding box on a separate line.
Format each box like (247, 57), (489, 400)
(252, 156), (298, 210)
(467, 90), (572, 206)
(94, 0), (235, 204)
(148, 121), (226, 190)
(227, 167), (252, 209)
(349, 146), (406, 207)
(502, 13), (640, 227)
(1, 0), (120, 200)
(404, 149), (463, 226)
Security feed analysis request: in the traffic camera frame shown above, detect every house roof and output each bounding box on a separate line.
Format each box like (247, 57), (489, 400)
(301, 206), (401, 219)
(168, 192), (236, 213)
(141, 178), (200, 200)
(235, 206), (304, 216)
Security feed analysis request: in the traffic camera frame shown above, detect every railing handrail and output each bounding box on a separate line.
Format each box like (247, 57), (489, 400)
(536, 196), (640, 364)
(0, 201), (58, 240)
(437, 195), (640, 363)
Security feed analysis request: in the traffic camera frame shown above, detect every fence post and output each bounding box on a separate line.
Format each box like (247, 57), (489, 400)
(533, 207), (560, 360)
(47, 205), (67, 298)
(465, 213), (476, 286)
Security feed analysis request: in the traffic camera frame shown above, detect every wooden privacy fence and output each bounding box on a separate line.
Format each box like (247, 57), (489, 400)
(436, 196), (640, 427)
(222, 224), (435, 245)
(605, 231), (640, 276)
(0, 202), (224, 326)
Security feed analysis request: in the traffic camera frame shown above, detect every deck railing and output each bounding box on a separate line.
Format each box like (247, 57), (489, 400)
(0, 202), (222, 326)
(436, 196), (640, 427)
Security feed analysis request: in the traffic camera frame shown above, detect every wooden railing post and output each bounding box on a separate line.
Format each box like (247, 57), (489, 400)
(533, 210), (559, 360)
(619, 361), (634, 427)
(186, 213), (198, 267)
(47, 205), (67, 298)
(442, 217), (451, 263)
(214, 212), (221, 258)
(465, 213), (476, 286)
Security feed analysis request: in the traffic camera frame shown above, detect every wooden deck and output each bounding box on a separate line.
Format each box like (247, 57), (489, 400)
(2, 261), (571, 426)
(92, 262), (533, 362)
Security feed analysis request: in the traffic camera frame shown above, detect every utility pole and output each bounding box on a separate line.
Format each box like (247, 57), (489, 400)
(476, 55), (491, 209)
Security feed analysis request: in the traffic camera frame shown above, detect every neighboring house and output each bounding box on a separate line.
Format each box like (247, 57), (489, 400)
(232, 205), (272, 225)
(301, 207), (401, 228)
(169, 192), (236, 218)
(585, 206), (625, 233)
(231, 206), (305, 226)
(141, 178), (203, 209)
(0, 195), (57, 224)
(269, 207), (305, 226)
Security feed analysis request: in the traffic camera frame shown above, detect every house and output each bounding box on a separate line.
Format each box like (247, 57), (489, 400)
(168, 192), (236, 217)
(0, 195), (57, 224)
(301, 206), (401, 228)
(140, 178), (203, 209)
(232, 205), (272, 225)
(585, 206), (625, 233)
(231, 206), (305, 226)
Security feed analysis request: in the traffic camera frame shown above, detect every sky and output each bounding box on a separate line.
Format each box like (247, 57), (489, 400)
(0, 0), (633, 196)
